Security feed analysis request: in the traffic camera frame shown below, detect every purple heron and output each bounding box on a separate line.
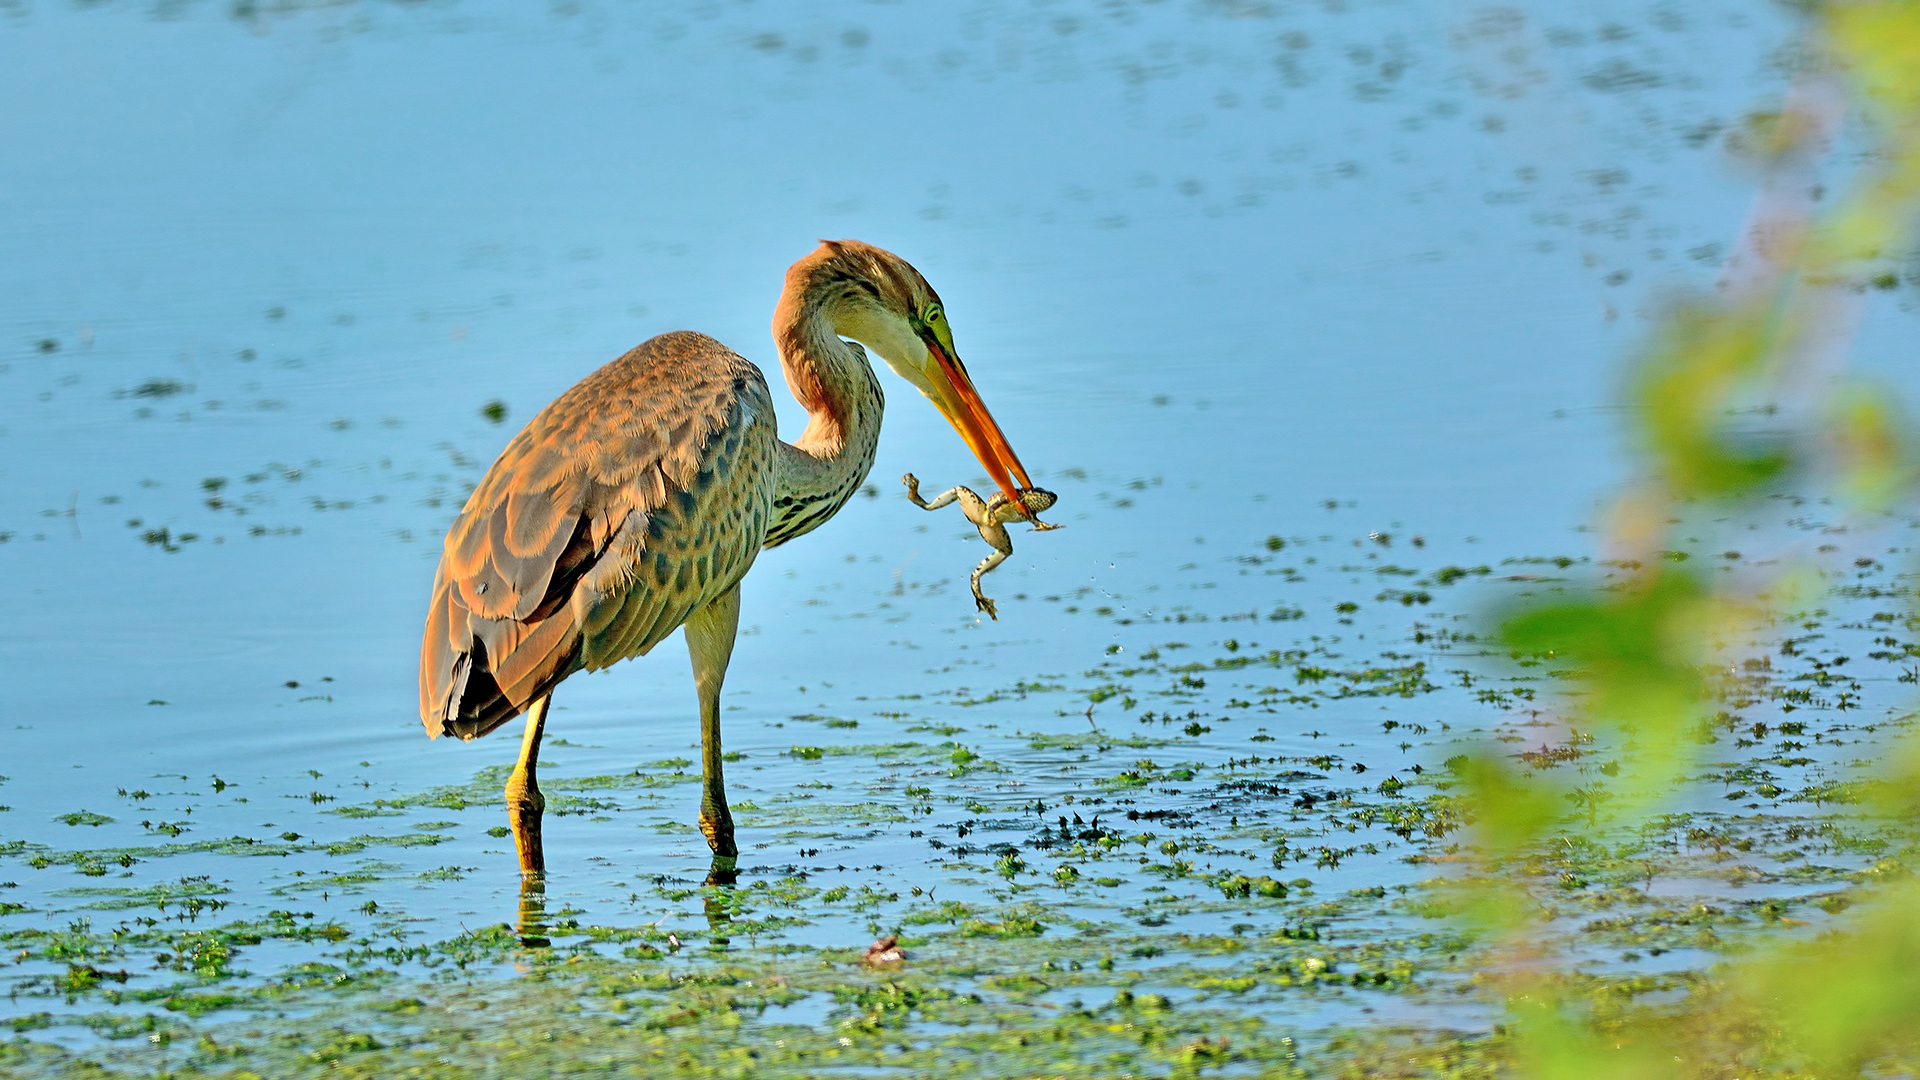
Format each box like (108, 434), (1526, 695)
(419, 240), (1041, 880)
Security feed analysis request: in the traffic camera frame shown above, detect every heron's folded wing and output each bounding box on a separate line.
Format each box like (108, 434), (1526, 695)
(418, 332), (771, 737)
(572, 392), (779, 670)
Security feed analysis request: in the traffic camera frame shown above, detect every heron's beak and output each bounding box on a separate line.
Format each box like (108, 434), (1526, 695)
(920, 334), (1033, 507)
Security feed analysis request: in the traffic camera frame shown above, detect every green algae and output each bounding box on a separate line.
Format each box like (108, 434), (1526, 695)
(3, 522), (1917, 1077)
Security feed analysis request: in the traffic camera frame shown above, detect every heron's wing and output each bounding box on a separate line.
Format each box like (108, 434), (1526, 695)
(419, 331), (776, 739)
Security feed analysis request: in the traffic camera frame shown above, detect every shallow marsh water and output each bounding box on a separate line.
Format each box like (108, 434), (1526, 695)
(3, 0), (1920, 1075)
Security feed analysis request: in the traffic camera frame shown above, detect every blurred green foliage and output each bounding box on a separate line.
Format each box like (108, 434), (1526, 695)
(1471, 3), (1920, 1076)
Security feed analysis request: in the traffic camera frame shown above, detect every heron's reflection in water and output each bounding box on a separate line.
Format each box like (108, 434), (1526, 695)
(509, 862), (737, 953)
(515, 878), (551, 950)
(703, 858), (741, 948)
(703, 892), (733, 949)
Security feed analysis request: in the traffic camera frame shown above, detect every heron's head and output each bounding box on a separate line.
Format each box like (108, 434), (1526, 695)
(782, 239), (1034, 505)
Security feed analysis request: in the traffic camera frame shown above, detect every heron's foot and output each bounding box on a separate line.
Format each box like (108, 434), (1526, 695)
(504, 769), (546, 878)
(698, 800), (738, 859)
(974, 593), (1000, 621)
(1030, 519), (1064, 532)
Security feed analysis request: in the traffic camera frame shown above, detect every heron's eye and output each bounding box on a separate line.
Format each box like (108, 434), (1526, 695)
(922, 304), (943, 323)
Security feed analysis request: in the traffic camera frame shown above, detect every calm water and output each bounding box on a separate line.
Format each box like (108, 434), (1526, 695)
(3, 0), (1917, 1058)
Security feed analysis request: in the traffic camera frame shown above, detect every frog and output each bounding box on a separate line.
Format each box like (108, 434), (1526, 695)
(902, 473), (1060, 620)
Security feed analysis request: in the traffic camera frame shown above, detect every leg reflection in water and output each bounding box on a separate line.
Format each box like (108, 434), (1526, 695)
(513, 862), (733, 951)
(704, 882), (734, 948)
(516, 877), (551, 949)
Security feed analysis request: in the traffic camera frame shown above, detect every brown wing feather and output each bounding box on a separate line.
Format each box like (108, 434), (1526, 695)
(419, 330), (777, 740)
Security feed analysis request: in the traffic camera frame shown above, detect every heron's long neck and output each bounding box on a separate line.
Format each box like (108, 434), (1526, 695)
(764, 298), (884, 547)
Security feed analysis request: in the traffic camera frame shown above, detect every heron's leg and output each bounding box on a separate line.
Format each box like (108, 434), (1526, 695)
(684, 583), (742, 867)
(503, 694), (550, 879)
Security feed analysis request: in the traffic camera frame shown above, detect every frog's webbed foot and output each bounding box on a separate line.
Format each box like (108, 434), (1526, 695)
(974, 593), (999, 620)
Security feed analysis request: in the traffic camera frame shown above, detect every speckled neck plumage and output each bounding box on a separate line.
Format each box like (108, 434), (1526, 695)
(763, 291), (884, 548)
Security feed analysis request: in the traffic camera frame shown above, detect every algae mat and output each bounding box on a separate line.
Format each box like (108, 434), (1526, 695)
(4, 509), (1915, 1075)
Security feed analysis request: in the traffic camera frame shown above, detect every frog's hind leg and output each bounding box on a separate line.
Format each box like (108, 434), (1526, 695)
(970, 547), (1010, 619)
(969, 519), (1014, 620)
